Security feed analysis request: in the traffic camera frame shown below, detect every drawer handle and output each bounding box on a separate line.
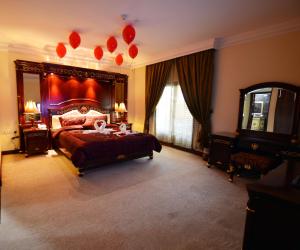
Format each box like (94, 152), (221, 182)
(246, 206), (255, 213)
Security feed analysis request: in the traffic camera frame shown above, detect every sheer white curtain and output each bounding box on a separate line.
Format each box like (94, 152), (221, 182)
(155, 84), (193, 149)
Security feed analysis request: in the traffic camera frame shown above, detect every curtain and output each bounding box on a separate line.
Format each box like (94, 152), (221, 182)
(176, 49), (215, 148)
(144, 60), (174, 133)
(155, 84), (193, 148)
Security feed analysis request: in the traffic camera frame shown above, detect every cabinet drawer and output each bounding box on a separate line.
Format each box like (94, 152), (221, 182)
(208, 133), (236, 168)
(24, 129), (48, 156)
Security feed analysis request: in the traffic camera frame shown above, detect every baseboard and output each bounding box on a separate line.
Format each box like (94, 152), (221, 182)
(2, 149), (20, 155)
(159, 141), (203, 157)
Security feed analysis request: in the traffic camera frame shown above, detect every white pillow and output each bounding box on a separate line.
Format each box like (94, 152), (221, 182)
(51, 109), (110, 129)
(86, 110), (110, 123)
(51, 110), (82, 129)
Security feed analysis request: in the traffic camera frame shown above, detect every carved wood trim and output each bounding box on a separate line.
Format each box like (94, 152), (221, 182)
(49, 98), (101, 107)
(15, 60), (128, 130)
(15, 60), (128, 83)
(15, 60), (43, 74)
(42, 62), (128, 83)
(47, 99), (110, 128)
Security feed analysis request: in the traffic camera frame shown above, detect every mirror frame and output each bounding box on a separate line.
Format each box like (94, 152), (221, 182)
(237, 82), (300, 140)
(15, 60), (44, 125)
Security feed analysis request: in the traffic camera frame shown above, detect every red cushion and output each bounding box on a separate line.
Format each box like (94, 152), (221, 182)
(82, 115), (108, 129)
(59, 116), (86, 127)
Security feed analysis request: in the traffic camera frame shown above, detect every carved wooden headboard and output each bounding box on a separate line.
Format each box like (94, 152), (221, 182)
(48, 98), (110, 129)
(15, 60), (128, 127)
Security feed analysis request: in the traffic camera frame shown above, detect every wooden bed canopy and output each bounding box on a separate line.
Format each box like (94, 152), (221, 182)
(15, 60), (128, 127)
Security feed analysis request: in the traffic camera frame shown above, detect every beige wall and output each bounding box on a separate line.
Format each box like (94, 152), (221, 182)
(130, 67), (146, 132)
(212, 31), (300, 133)
(0, 51), (45, 150)
(130, 31), (300, 136)
(1, 30), (300, 150)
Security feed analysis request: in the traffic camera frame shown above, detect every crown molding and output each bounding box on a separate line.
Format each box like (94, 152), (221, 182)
(0, 43), (132, 70)
(1, 18), (299, 69)
(133, 18), (300, 68)
(0, 42), (9, 52)
(132, 38), (216, 68)
(216, 17), (300, 49)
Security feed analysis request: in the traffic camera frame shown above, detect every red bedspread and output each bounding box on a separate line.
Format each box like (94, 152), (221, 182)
(53, 128), (162, 168)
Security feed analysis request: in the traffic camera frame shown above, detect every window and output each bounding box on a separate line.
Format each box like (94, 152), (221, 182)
(155, 84), (193, 149)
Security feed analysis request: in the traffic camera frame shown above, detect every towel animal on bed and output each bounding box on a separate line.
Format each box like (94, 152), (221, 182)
(94, 120), (110, 134)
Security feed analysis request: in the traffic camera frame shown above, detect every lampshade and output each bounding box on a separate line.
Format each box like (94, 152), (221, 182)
(24, 100), (39, 113)
(114, 102), (119, 112)
(118, 102), (127, 113)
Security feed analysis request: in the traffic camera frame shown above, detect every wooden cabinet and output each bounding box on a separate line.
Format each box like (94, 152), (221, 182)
(208, 132), (236, 169)
(23, 128), (48, 156)
(243, 158), (300, 250)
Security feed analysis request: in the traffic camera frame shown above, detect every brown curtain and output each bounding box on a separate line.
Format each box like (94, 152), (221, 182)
(144, 60), (173, 133)
(176, 49), (215, 148)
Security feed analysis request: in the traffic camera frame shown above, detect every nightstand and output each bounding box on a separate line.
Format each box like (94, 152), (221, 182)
(208, 132), (236, 170)
(23, 128), (48, 157)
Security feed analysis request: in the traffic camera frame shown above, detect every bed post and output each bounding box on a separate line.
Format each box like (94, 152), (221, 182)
(78, 168), (85, 177)
(149, 151), (153, 159)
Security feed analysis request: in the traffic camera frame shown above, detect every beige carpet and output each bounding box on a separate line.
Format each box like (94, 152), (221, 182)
(0, 146), (252, 250)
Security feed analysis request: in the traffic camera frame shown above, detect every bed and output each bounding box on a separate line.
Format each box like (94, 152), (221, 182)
(48, 99), (162, 176)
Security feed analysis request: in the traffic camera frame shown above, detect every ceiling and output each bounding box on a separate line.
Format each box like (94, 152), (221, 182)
(0, 0), (300, 68)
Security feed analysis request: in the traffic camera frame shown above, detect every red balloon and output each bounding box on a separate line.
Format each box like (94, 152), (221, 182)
(115, 54), (123, 66)
(129, 44), (138, 59)
(122, 24), (135, 44)
(94, 46), (103, 60)
(56, 43), (66, 58)
(107, 36), (117, 53)
(69, 31), (81, 49)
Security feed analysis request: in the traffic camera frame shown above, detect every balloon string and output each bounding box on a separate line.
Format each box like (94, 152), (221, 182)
(130, 58), (134, 68)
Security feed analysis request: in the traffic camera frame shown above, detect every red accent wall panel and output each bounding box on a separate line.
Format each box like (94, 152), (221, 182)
(47, 75), (111, 108)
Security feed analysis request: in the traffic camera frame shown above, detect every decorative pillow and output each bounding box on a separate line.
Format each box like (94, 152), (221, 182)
(59, 116), (86, 127)
(83, 115), (108, 129)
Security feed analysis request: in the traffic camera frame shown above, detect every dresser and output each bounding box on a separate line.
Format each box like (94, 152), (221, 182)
(208, 132), (236, 170)
(23, 128), (48, 157)
(243, 156), (300, 250)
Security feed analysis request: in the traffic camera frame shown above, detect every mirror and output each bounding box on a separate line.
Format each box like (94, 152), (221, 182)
(23, 73), (41, 122)
(15, 60), (43, 125)
(242, 88), (296, 134)
(239, 83), (299, 136)
(24, 73), (41, 105)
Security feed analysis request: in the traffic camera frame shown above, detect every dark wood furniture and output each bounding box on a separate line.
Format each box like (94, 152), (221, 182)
(48, 101), (161, 176)
(242, 156), (300, 250)
(227, 82), (300, 182)
(15, 60), (128, 151)
(23, 128), (48, 157)
(208, 132), (236, 170)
